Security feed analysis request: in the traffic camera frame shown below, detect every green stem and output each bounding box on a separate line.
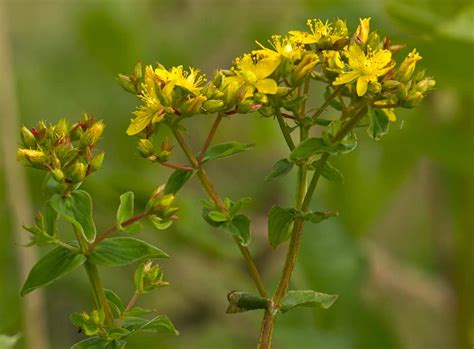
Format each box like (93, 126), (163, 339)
(170, 126), (268, 298)
(72, 225), (114, 327)
(311, 86), (343, 120)
(275, 111), (295, 151)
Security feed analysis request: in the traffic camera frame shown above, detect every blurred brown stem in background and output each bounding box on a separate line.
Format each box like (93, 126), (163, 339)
(0, 1), (49, 348)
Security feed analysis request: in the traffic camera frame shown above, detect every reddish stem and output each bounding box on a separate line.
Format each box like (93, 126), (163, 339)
(160, 161), (194, 171)
(197, 114), (223, 162)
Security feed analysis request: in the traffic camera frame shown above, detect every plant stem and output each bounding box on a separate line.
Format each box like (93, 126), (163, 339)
(198, 113), (223, 162)
(275, 111), (295, 151)
(311, 86), (343, 120)
(170, 126), (268, 298)
(88, 212), (148, 252)
(124, 292), (139, 313)
(71, 225), (114, 327)
(160, 161), (194, 171)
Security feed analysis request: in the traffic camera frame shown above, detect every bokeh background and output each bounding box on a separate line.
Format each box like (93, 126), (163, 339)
(0, 0), (473, 348)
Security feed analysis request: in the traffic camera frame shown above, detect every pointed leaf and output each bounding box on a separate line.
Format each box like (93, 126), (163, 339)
(21, 246), (86, 296)
(289, 138), (331, 162)
(123, 315), (179, 336)
(164, 169), (195, 194)
(303, 210), (339, 223)
(208, 211), (229, 223)
(71, 337), (126, 349)
(367, 107), (390, 140)
(319, 160), (344, 184)
(265, 158), (294, 181)
(116, 192), (142, 234)
(105, 289), (124, 318)
(268, 206), (295, 247)
(201, 142), (254, 163)
(222, 214), (251, 246)
(89, 237), (168, 267)
(280, 290), (338, 313)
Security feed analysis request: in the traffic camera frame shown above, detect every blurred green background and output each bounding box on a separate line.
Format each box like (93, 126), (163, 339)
(1, 0), (473, 348)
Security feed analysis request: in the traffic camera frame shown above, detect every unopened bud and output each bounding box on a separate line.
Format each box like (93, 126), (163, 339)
(55, 119), (68, 136)
(134, 62), (142, 79)
(394, 49), (422, 83)
(355, 17), (371, 45)
(20, 127), (36, 148)
(382, 80), (402, 91)
(70, 162), (87, 183)
(291, 53), (319, 86)
(213, 71), (224, 88)
(254, 93), (269, 105)
(137, 139), (155, 158)
(203, 99), (225, 113)
(415, 78), (436, 93)
(17, 149), (47, 166)
(118, 74), (138, 94)
(51, 168), (64, 182)
(237, 100), (255, 114)
(90, 152), (105, 172)
(156, 150), (171, 162)
(401, 91), (424, 108)
(182, 95), (206, 115)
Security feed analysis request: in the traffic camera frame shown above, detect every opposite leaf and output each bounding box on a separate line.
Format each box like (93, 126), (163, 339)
(268, 206), (295, 247)
(280, 290), (339, 313)
(222, 214), (251, 246)
(123, 315), (179, 336)
(49, 191), (97, 243)
(201, 142), (254, 163)
(367, 107), (390, 140)
(21, 246), (86, 296)
(164, 169), (195, 195)
(88, 237), (168, 267)
(116, 192), (142, 234)
(320, 160), (344, 184)
(265, 158), (294, 181)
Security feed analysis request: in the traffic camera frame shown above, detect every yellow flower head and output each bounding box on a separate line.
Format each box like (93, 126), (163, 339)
(227, 54), (280, 96)
(394, 49), (422, 83)
(355, 18), (371, 45)
(333, 45), (394, 96)
(253, 35), (303, 63)
(155, 65), (206, 96)
(289, 18), (348, 46)
(127, 66), (165, 136)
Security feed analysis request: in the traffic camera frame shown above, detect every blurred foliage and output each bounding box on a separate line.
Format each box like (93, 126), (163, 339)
(1, 0), (472, 348)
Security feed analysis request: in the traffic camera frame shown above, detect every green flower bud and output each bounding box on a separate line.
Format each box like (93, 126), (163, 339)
(181, 95), (207, 115)
(134, 261), (168, 295)
(382, 80), (402, 91)
(254, 93), (269, 105)
(51, 168), (64, 182)
(401, 91), (424, 108)
(55, 118), (68, 136)
(17, 149), (47, 167)
(81, 121), (105, 146)
(237, 100), (255, 114)
(156, 150), (171, 162)
(20, 127), (36, 148)
(70, 162), (87, 183)
(137, 139), (155, 158)
(203, 99), (225, 113)
(117, 73), (138, 94)
(90, 151), (105, 172)
(394, 49), (422, 83)
(134, 61), (142, 79)
(291, 53), (319, 86)
(213, 70), (224, 88)
(415, 78), (436, 93)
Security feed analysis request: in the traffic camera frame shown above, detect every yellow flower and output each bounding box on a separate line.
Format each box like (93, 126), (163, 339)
(289, 18), (348, 46)
(127, 66), (165, 136)
(227, 54), (280, 96)
(323, 50), (345, 72)
(394, 49), (422, 82)
(355, 18), (371, 45)
(154, 65), (205, 96)
(333, 45), (393, 96)
(253, 35), (303, 63)
(17, 149), (46, 163)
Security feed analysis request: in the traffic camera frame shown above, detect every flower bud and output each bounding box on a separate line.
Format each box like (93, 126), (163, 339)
(237, 100), (255, 114)
(181, 95), (207, 115)
(20, 127), (36, 148)
(291, 53), (319, 86)
(401, 91), (424, 108)
(355, 17), (371, 45)
(394, 49), (422, 83)
(51, 168), (64, 182)
(90, 152), (105, 172)
(17, 149), (47, 166)
(254, 93), (269, 105)
(213, 70), (224, 88)
(415, 78), (436, 93)
(134, 261), (168, 295)
(81, 121), (105, 146)
(203, 99), (225, 113)
(70, 162), (87, 183)
(134, 61), (142, 79)
(137, 139), (155, 158)
(156, 150), (171, 162)
(55, 118), (68, 136)
(382, 80), (402, 91)
(118, 74), (138, 94)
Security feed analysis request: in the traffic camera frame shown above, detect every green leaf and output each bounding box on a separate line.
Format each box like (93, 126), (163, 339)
(122, 306), (154, 318)
(289, 138), (330, 162)
(268, 206), (295, 247)
(222, 214), (251, 246)
(44, 200), (58, 237)
(228, 197), (251, 217)
(265, 158), (294, 181)
(49, 190), (97, 243)
(303, 210), (338, 223)
(21, 246), (86, 296)
(320, 160), (344, 184)
(123, 315), (179, 336)
(116, 192), (142, 234)
(71, 337), (126, 349)
(164, 169), (195, 194)
(105, 289), (124, 318)
(280, 290), (338, 313)
(226, 291), (269, 314)
(207, 211), (229, 223)
(201, 206), (223, 227)
(88, 237), (168, 267)
(201, 142), (254, 163)
(148, 215), (173, 230)
(367, 108), (390, 141)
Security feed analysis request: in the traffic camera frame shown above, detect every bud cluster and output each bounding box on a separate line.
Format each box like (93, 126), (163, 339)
(17, 114), (106, 191)
(146, 185), (179, 229)
(134, 261), (169, 295)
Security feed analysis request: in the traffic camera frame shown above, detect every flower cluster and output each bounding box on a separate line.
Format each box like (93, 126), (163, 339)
(120, 17), (435, 150)
(17, 114), (105, 192)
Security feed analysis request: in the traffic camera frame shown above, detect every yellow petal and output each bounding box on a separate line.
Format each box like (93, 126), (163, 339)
(255, 78), (278, 94)
(126, 112), (153, 136)
(356, 77), (368, 96)
(333, 71), (360, 85)
(382, 108), (397, 122)
(255, 57), (280, 79)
